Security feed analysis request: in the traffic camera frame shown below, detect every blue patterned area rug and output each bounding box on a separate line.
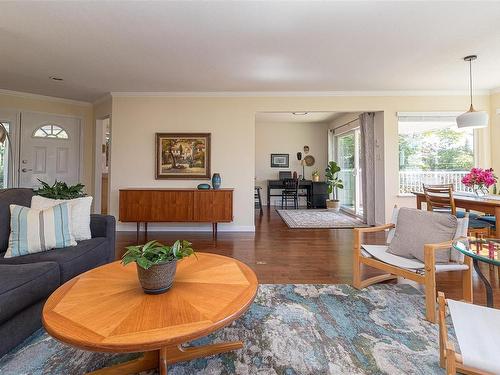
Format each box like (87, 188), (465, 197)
(0, 284), (448, 375)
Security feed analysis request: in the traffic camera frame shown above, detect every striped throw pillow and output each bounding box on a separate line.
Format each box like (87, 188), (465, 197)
(5, 203), (76, 258)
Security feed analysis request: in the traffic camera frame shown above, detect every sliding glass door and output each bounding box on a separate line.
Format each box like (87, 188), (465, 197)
(335, 129), (363, 217)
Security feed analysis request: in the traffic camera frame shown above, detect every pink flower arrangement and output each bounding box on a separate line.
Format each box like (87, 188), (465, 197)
(461, 168), (497, 195)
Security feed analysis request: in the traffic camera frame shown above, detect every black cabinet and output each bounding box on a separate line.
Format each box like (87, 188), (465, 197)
(311, 182), (328, 209)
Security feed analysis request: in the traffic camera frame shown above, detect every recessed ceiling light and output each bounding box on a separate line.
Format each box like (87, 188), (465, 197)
(292, 112), (308, 115)
(49, 76), (64, 82)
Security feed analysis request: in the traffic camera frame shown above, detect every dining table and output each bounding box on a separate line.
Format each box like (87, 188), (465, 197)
(413, 191), (500, 231)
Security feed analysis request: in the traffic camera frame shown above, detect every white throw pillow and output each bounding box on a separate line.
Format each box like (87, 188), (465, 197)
(31, 196), (93, 241)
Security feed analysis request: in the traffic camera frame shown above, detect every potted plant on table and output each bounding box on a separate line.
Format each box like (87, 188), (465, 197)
(121, 240), (196, 294)
(325, 161), (344, 212)
(312, 170), (320, 182)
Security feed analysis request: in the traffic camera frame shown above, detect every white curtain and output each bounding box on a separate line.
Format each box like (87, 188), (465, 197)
(359, 112), (376, 225)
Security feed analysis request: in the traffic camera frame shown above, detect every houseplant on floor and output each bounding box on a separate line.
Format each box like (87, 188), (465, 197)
(121, 240), (196, 294)
(325, 161), (344, 212)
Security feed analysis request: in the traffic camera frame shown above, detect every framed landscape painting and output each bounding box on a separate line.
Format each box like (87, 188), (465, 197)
(155, 133), (211, 179)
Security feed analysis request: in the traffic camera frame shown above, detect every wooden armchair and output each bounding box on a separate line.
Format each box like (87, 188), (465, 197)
(352, 224), (473, 323)
(438, 292), (499, 374)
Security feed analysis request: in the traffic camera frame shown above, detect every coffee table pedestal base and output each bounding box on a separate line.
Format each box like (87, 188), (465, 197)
(88, 341), (243, 375)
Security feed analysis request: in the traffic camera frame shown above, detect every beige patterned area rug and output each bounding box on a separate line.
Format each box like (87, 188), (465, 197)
(277, 209), (369, 229)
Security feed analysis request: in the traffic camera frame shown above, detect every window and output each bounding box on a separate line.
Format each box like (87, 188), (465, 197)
(398, 113), (474, 194)
(33, 124), (68, 139)
(0, 122), (10, 188)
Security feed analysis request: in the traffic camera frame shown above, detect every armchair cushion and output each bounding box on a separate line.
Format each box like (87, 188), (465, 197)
(361, 244), (468, 273)
(387, 208), (457, 263)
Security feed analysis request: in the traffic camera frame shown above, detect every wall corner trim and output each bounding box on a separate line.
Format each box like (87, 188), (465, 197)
(110, 89), (492, 98)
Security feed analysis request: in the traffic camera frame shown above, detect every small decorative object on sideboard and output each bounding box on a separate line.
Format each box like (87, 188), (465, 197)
(312, 170), (320, 182)
(197, 183), (211, 190)
(121, 240), (196, 294)
(461, 168), (497, 196)
(325, 161), (344, 212)
(212, 173), (221, 189)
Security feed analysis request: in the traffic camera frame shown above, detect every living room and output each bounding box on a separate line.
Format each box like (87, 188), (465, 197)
(1, 1), (500, 374)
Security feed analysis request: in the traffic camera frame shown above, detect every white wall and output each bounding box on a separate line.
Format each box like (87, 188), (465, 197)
(255, 121), (329, 206)
(109, 93), (492, 232)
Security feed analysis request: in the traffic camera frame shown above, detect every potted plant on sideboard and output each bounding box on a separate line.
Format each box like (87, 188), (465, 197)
(325, 161), (344, 212)
(121, 240), (196, 294)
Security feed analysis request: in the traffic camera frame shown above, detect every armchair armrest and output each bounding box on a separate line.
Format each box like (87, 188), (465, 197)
(424, 240), (454, 271)
(353, 223), (395, 255)
(90, 214), (116, 263)
(354, 223), (395, 234)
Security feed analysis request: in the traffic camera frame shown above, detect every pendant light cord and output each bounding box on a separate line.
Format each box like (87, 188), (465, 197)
(469, 58), (473, 107)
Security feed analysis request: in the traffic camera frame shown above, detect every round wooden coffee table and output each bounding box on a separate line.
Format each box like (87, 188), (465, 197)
(42, 253), (258, 375)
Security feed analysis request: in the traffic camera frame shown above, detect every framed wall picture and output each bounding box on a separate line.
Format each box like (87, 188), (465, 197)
(155, 133), (211, 179)
(270, 153), (289, 168)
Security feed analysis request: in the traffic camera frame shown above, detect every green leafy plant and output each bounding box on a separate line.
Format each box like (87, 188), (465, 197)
(35, 179), (86, 199)
(325, 161), (344, 201)
(121, 240), (196, 270)
(312, 170), (319, 177)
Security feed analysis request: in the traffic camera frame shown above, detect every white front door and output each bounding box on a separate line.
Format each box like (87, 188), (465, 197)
(19, 112), (81, 188)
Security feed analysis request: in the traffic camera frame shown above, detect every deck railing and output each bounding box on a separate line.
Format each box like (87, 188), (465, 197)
(399, 171), (469, 194)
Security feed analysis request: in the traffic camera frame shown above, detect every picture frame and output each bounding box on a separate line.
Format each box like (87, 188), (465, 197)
(270, 153), (289, 168)
(155, 133), (211, 179)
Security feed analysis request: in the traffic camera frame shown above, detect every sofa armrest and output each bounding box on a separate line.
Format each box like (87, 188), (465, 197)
(90, 214), (116, 262)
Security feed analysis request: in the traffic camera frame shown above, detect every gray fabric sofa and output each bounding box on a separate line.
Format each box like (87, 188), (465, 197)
(0, 188), (116, 357)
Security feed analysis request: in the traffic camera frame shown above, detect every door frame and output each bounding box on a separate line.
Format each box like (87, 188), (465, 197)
(18, 110), (84, 188)
(94, 115), (111, 214)
(0, 109), (21, 188)
(334, 127), (363, 218)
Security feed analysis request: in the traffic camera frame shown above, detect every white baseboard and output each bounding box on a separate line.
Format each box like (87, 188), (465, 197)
(116, 223), (256, 232)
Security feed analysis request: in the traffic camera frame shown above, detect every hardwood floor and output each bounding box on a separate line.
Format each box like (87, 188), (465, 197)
(116, 207), (500, 306)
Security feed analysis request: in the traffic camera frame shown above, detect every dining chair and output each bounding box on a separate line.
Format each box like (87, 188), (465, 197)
(281, 178), (299, 209)
(423, 184), (492, 237)
(254, 186), (263, 213)
(438, 292), (500, 374)
(423, 184), (457, 214)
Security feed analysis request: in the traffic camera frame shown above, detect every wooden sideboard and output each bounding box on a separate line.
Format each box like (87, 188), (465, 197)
(119, 188), (233, 241)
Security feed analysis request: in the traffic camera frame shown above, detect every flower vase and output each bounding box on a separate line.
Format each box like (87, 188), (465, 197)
(212, 173), (221, 189)
(473, 186), (487, 197)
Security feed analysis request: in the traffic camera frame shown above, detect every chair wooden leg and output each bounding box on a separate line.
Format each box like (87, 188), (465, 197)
(446, 344), (457, 375)
(353, 230), (362, 289)
(462, 256), (473, 303)
(438, 292), (447, 369)
(424, 247), (437, 323)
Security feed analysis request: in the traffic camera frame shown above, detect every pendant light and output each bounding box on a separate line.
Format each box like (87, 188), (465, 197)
(456, 55), (488, 129)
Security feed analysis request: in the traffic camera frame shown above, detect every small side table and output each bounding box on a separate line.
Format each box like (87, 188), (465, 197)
(453, 238), (500, 307)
